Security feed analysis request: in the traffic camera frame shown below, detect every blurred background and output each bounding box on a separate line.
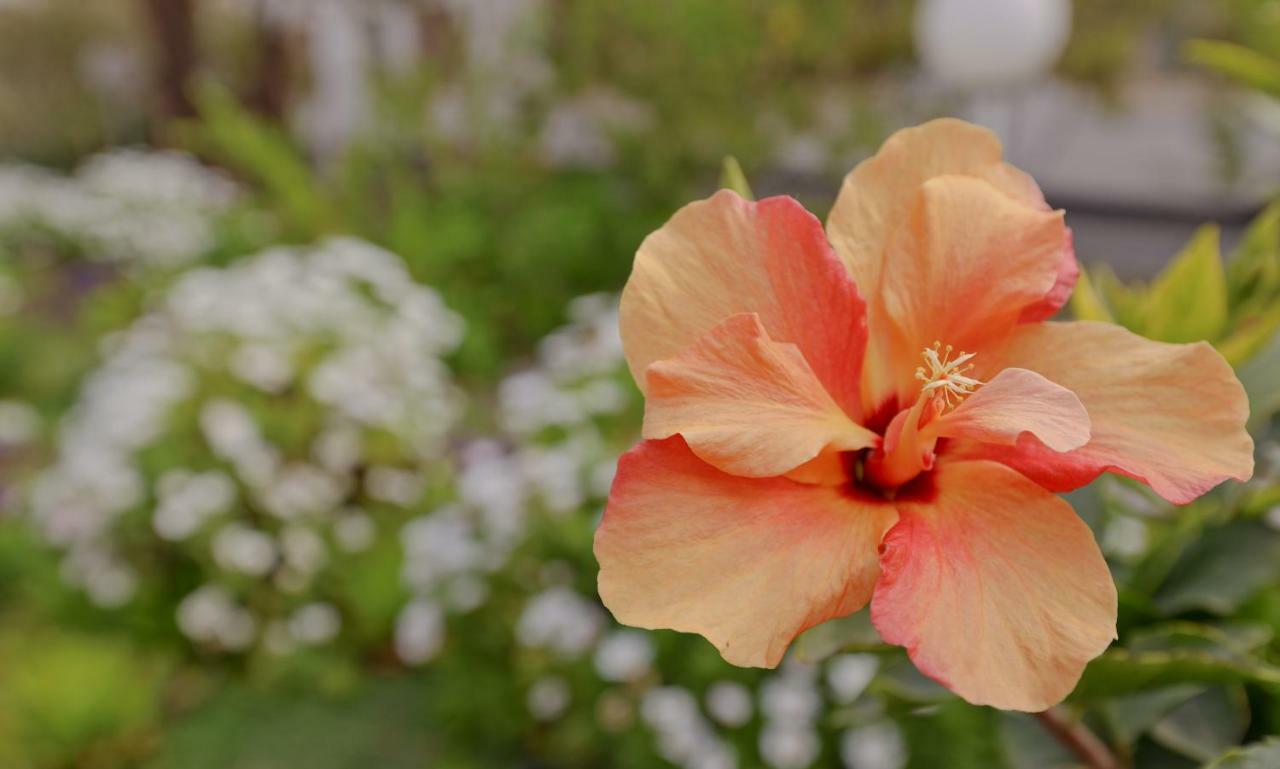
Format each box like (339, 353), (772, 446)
(2, 1), (1280, 768)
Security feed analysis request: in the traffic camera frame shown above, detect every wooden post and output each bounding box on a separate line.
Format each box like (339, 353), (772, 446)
(140, 0), (198, 120)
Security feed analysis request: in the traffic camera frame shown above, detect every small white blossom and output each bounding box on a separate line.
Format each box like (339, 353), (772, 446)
(760, 723), (821, 769)
(395, 598), (446, 665)
(706, 682), (754, 728)
(840, 722), (906, 769)
(516, 586), (603, 658)
(593, 630), (655, 682)
(289, 602), (342, 645)
(527, 675), (571, 721)
(826, 654), (879, 705)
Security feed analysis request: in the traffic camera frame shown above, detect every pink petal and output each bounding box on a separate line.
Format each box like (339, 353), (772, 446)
(644, 314), (878, 478)
(871, 460), (1117, 711)
(621, 191), (867, 419)
(927, 367), (1090, 452)
(826, 119), (1075, 408)
(596, 437), (897, 668)
(964, 321), (1254, 504)
(873, 176), (1067, 403)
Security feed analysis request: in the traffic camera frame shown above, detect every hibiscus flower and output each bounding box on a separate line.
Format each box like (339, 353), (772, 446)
(593, 119), (1254, 711)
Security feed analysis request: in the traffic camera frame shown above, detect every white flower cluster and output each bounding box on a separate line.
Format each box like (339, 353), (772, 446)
(499, 292), (629, 438)
(513, 584), (903, 769)
(389, 293), (636, 666)
(29, 238), (465, 654)
(0, 149), (238, 268)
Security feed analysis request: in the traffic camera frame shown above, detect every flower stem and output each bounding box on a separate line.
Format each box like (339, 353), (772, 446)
(1033, 707), (1121, 769)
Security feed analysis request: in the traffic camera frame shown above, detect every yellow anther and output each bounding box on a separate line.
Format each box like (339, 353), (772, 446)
(915, 341), (983, 409)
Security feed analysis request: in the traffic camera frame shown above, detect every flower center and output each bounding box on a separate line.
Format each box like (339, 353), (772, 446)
(915, 341), (982, 411)
(860, 342), (985, 494)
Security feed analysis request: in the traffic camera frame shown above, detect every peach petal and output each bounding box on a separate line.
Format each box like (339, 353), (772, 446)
(828, 119), (1033, 297)
(644, 314), (878, 478)
(621, 191), (867, 419)
(874, 176), (1066, 401)
(871, 460), (1117, 711)
(596, 437), (897, 668)
(826, 119), (1075, 407)
(927, 367), (1090, 452)
(967, 321), (1254, 504)
(1019, 228), (1079, 322)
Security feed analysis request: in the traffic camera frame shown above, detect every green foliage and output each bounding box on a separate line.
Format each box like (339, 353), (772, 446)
(892, 699), (1006, 769)
(1154, 521), (1280, 615)
(5, 3), (1280, 769)
(1144, 225), (1229, 344)
(719, 156), (755, 201)
(179, 84), (335, 239)
(1185, 39), (1280, 99)
(144, 678), (436, 769)
(1203, 738), (1280, 769)
(1071, 206), (1280, 381)
(0, 627), (169, 769)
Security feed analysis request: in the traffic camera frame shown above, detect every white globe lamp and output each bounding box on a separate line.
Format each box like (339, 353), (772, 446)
(915, 0), (1073, 89)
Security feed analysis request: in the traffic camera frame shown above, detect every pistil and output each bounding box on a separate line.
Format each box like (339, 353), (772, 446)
(863, 343), (984, 491)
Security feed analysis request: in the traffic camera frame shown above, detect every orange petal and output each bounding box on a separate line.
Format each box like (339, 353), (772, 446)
(1019, 228), (1079, 323)
(826, 119), (1075, 407)
(927, 367), (1090, 452)
(621, 191), (867, 419)
(644, 314), (878, 478)
(828, 119), (1043, 300)
(871, 460), (1117, 711)
(967, 321), (1254, 504)
(596, 437), (897, 668)
(875, 176), (1066, 401)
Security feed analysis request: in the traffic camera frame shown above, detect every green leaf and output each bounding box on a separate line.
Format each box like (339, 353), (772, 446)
(145, 678), (436, 769)
(1071, 648), (1280, 701)
(1000, 713), (1082, 769)
(1184, 39), (1280, 98)
(1226, 202), (1280, 311)
(719, 155), (755, 200)
(1068, 267), (1115, 322)
(1202, 738), (1280, 769)
(1238, 329), (1280, 426)
(0, 629), (168, 767)
(891, 699), (1008, 769)
(1091, 263), (1149, 331)
(1128, 622), (1274, 656)
(1102, 684), (1204, 746)
(1144, 225), (1229, 343)
(1150, 685), (1249, 762)
(1216, 307), (1280, 367)
(1154, 521), (1280, 615)
(179, 82), (335, 237)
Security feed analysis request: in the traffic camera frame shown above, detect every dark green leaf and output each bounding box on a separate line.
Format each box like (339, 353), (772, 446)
(892, 699), (1008, 769)
(1071, 648), (1280, 701)
(1238, 333), (1280, 426)
(1102, 685), (1204, 747)
(1150, 685), (1249, 762)
(1155, 521), (1280, 615)
(1000, 713), (1080, 769)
